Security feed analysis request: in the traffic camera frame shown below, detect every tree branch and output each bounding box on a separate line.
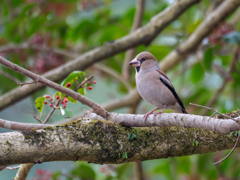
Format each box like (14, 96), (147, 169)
(1, 117), (240, 166)
(122, 0), (145, 80)
(0, 0), (201, 111)
(0, 56), (108, 118)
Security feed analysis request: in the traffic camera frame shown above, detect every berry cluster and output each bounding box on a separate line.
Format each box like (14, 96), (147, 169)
(43, 79), (97, 109)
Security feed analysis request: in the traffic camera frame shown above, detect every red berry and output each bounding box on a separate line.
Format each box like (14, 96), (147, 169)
(63, 104), (66, 108)
(64, 98), (68, 103)
(88, 86), (92, 90)
(87, 81), (90, 85)
(49, 98), (52, 101)
(46, 95), (50, 98)
(44, 101), (47, 104)
(49, 104), (52, 107)
(93, 80), (96, 84)
(62, 101), (65, 104)
(56, 95), (59, 99)
(66, 83), (71, 87)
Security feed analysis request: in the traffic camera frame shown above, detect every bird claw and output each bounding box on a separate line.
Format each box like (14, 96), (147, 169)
(153, 108), (165, 117)
(143, 112), (152, 120)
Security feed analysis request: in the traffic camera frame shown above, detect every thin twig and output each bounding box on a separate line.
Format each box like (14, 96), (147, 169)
(33, 116), (42, 124)
(190, 103), (238, 122)
(214, 131), (240, 165)
(5, 165), (21, 170)
(18, 78), (40, 87)
(0, 69), (21, 84)
(76, 75), (94, 90)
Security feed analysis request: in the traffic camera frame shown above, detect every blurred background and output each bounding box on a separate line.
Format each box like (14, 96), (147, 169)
(0, 0), (240, 179)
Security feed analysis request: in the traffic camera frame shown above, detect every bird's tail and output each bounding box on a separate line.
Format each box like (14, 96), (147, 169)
(182, 108), (188, 114)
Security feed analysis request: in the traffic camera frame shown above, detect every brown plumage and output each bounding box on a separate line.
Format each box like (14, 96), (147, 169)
(129, 51), (187, 120)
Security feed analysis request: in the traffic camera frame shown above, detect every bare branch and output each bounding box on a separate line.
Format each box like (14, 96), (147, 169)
(0, 118), (52, 130)
(0, 55), (108, 118)
(83, 111), (240, 133)
(0, 69), (21, 84)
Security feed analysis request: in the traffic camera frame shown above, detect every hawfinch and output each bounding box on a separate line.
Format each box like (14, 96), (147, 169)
(129, 52), (188, 119)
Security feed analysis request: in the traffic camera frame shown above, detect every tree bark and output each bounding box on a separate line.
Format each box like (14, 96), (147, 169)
(0, 118), (239, 166)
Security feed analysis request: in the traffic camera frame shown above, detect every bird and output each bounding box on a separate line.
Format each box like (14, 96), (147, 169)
(129, 51), (188, 120)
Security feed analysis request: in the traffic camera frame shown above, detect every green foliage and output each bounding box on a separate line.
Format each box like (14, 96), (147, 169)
(122, 152), (128, 159)
(35, 97), (46, 119)
(203, 48), (213, 71)
(70, 162), (96, 180)
(61, 71), (85, 87)
(128, 133), (136, 140)
(191, 63), (205, 83)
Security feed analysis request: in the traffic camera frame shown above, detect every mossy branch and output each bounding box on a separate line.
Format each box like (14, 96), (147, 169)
(0, 118), (240, 166)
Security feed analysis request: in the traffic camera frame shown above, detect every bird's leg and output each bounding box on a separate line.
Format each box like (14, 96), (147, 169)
(154, 105), (166, 117)
(144, 108), (159, 120)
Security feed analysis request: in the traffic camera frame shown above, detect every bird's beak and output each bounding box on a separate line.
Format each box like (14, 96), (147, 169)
(129, 59), (140, 67)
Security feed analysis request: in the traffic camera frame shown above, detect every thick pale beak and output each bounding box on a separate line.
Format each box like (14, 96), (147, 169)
(129, 59), (140, 67)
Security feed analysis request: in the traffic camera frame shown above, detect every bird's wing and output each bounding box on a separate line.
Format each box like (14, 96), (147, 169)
(156, 69), (186, 111)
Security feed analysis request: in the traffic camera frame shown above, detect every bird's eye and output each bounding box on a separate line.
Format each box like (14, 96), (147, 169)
(142, 58), (146, 61)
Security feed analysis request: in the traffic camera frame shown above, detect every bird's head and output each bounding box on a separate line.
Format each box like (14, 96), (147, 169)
(129, 52), (158, 72)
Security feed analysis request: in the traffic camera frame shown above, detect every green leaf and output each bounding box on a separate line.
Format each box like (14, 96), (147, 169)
(61, 71), (85, 86)
(234, 131), (239, 137)
(128, 133), (136, 140)
(195, 140), (199, 146)
(203, 48), (213, 71)
(191, 63), (204, 83)
(122, 152), (128, 159)
(78, 87), (87, 96)
(65, 108), (73, 118)
(223, 31), (240, 44)
(229, 132), (233, 137)
(35, 97), (46, 119)
(67, 96), (77, 103)
(192, 140), (195, 146)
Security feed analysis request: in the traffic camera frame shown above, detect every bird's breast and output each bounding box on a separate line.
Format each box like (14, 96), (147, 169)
(135, 72), (176, 108)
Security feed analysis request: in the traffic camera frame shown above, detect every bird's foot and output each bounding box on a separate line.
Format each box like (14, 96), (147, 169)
(153, 107), (166, 117)
(143, 108), (159, 120)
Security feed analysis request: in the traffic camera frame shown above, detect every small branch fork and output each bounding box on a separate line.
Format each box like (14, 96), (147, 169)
(190, 103), (240, 165)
